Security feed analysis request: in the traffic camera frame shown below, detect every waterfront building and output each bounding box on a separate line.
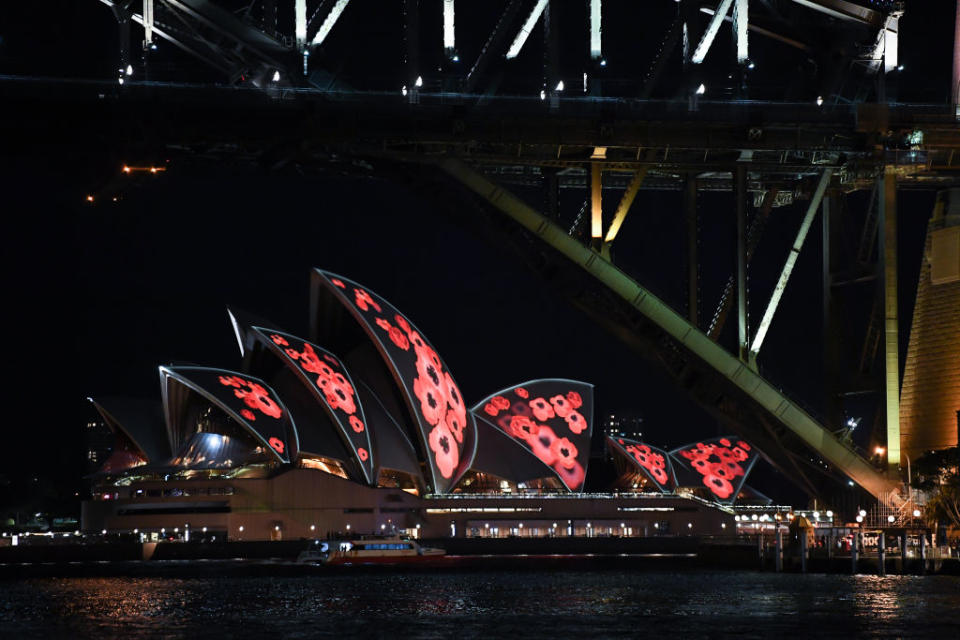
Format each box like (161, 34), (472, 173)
(83, 270), (756, 540)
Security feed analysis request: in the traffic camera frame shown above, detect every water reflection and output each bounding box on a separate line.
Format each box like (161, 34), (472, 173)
(1, 571), (957, 638)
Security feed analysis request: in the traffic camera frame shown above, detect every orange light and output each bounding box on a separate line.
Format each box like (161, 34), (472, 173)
(150, 167), (157, 173)
(86, 195), (94, 202)
(122, 166), (131, 173)
(875, 446), (886, 455)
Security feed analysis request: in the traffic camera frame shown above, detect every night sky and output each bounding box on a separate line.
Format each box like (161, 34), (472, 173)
(1, 1), (954, 509)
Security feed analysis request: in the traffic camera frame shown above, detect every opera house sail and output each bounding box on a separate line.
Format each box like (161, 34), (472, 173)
(83, 270), (756, 540)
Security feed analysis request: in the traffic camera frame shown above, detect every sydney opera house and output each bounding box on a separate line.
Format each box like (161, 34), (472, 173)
(83, 270), (762, 540)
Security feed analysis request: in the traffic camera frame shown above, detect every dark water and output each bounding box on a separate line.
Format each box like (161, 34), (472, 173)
(1, 571), (958, 639)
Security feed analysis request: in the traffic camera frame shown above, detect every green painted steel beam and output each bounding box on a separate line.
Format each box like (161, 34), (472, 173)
(440, 157), (900, 501)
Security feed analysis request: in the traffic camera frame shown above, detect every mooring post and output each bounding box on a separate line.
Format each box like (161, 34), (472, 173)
(852, 535), (859, 574)
(878, 532), (886, 576)
(919, 533), (927, 575)
(800, 531), (808, 573)
(900, 532), (907, 574)
(775, 528), (783, 572)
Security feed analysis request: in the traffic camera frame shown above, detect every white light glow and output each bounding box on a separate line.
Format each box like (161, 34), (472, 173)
(555, 80), (564, 91)
(272, 70), (280, 82)
(125, 64), (133, 76)
(589, 0), (602, 59)
(443, 0), (455, 50)
(311, 0), (352, 47)
(415, 75), (423, 88)
(695, 83), (706, 95)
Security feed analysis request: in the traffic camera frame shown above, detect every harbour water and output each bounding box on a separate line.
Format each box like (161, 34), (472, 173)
(1, 570), (958, 638)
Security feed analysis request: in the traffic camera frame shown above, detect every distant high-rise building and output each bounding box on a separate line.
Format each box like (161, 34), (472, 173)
(603, 411), (644, 441)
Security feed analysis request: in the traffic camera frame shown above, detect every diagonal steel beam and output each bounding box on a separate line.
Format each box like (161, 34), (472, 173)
(506, 0), (548, 59)
(603, 167), (648, 244)
(750, 168), (832, 357)
(691, 0), (734, 64)
(438, 158), (899, 502)
(311, 0), (352, 47)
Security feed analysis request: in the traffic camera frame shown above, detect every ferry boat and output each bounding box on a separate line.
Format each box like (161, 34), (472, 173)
(296, 535), (447, 566)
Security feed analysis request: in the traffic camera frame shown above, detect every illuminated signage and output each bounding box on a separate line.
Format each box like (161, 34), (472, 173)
(472, 380), (594, 491)
(314, 271), (476, 493)
(252, 327), (375, 484)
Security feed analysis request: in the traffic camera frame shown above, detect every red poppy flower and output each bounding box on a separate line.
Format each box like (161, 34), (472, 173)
(310, 360), (336, 381)
(407, 330), (427, 351)
(443, 372), (467, 429)
(323, 354), (338, 365)
(285, 347), (300, 359)
(737, 441), (751, 451)
(529, 397), (555, 422)
(375, 317), (391, 331)
(349, 415), (365, 433)
(394, 314), (411, 335)
(490, 396), (510, 411)
(724, 460), (745, 477)
(483, 403), (499, 417)
(565, 410), (587, 434)
(317, 372), (356, 415)
(299, 344), (324, 374)
(357, 447), (369, 461)
(429, 423), (459, 479)
(649, 466), (669, 485)
(618, 438), (625, 445)
(690, 458), (714, 475)
(507, 415), (539, 442)
(415, 355), (445, 394)
(268, 437), (285, 454)
(331, 278), (345, 288)
(353, 287), (382, 313)
(514, 387), (529, 399)
(528, 425), (559, 465)
(703, 473), (734, 499)
(413, 376), (446, 426)
(240, 409), (256, 421)
(551, 437), (579, 469)
(218, 375), (244, 388)
(719, 438), (731, 447)
(730, 447), (749, 462)
(713, 463), (735, 480)
(554, 461), (585, 490)
(414, 341), (443, 372)
(511, 401), (532, 417)
(565, 391), (583, 409)
(270, 334), (288, 346)
(236, 381), (283, 419)
(388, 326), (410, 351)
(549, 395), (572, 418)
(444, 409), (466, 444)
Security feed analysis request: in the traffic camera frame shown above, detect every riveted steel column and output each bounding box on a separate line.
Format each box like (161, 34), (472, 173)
(880, 166), (901, 469)
(591, 162), (603, 239)
(736, 164), (749, 362)
(686, 174), (699, 327)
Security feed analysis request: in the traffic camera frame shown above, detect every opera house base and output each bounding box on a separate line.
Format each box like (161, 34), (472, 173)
(82, 468), (734, 542)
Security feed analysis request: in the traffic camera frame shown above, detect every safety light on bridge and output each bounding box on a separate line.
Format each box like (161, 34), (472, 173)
(747, 60), (755, 70)
(272, 70), (281, 82)
(896, 65), (904, 72)
(125, 64), (134, 76)
(123, 166), (131, 174)
(86, 195), (94, 203)
(555, 80), (564, 91)
(887, 515), (896, 524)
(599, 59), (607, 67)
(874, 446), (885, 456)
(415, 76), (423, 88)
(695, 83), (706, 95)
(856, 515), (863, 523)
(402, 86), (408, 97)
(816, 95), (824, 106)
(539, 90), (546, 100)
(859, 510), (867, 518)
(913, 509), (921, 518)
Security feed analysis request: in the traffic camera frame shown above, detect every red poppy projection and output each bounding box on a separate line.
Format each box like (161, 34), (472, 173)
(472, 380), (594, 491)
(161, 367), (295, 464)
(315, 271), (476, 493)
(252, 327), (375, 484)
(607, 436), (676, 493)
(670, 437), (759, 503)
